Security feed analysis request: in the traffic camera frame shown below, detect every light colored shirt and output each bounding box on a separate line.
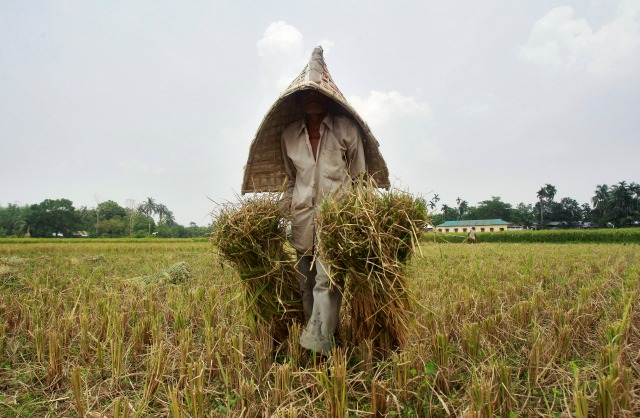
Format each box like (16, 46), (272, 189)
(281, 113), (365, 252)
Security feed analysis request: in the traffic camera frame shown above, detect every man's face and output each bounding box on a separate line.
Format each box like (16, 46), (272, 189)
(300, 90), (328, 115)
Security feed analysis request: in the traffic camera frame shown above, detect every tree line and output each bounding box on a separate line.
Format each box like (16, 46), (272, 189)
(0, 197), (213, 238)
(429, 181), (640, 229)
(2, 180), (637, 237)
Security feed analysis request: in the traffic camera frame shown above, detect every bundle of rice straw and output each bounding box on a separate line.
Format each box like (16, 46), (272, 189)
(1, 257), (22, 282)
(131, 261), (192, 285)
(318, 183), (427, 355)
(212, 193), (303, 342)
(0, 265), (14, 280)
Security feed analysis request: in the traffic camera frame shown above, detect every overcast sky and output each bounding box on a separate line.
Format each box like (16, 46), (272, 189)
(1, 1), (639, 225)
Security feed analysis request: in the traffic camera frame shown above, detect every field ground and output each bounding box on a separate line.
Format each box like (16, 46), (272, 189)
(0, 239), (638, 417)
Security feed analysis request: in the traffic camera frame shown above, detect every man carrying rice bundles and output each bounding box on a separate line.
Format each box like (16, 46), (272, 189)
(242, 46), (423, 357)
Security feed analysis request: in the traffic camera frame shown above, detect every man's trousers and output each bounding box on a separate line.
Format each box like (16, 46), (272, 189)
(296, 255), (342, 354)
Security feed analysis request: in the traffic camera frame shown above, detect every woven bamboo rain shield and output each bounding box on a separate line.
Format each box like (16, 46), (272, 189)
(242, 46), (390, 194)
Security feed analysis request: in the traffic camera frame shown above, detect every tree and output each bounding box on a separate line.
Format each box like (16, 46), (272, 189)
(132, 212), (154, 237)
(0, 202), (29, 237)
(163, 210), (175, 226)
(456, 197), (469, 220)
(591, 184), (611, 227)
(536, 184), (557, 228)
(590, 181), (639, 227)
(97, 200), (127, 220)
(428, 194), (440, 213)
(630, 182), (640, 215)
(609, 181), (635, 227)
(156, 203), (169, 225)
(125, 199), (137, 238)
(581, 203), (592, 224)
(184, 222), (214, 238)
(76, 206), (94, 234)
(96, 217), (127, 236)
(592, 184), (610, 210)
(467, 196), (513, 221)
(138, 197), (157, 236)
(26, 198), (82, 237)
(156, 223), (173, 238)
(512, 203), (536, 228)
(441, 204), (458, 221)
(548, 197), (583, 227)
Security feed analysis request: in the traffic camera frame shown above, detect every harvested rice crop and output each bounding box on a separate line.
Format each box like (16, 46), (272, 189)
(130, 261), (192, 285)
(318, 184), (427, 355)
(212, 193), (303, 341)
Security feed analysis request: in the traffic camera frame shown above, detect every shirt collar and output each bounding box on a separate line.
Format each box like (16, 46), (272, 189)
(297, 113), (333, 135)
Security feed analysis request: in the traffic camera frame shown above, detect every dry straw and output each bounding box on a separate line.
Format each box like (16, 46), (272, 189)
(1, 256), (25, 281)
(130, 261), (192, 285)
(213, 185), (426, 354)
(318, 183), (427, 355)
(212, 193), (303, 342)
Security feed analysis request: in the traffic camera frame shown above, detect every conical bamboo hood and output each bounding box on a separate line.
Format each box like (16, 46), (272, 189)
(241, 46), (390, 194)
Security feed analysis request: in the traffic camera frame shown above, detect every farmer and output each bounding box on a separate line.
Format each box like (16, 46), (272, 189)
(468, 226), (477, 244)
(281, 88), (365, 355)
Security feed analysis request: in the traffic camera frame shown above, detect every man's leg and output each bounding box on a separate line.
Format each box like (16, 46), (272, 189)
(299, 258), (342, 354)
(296, 254), (316, 322)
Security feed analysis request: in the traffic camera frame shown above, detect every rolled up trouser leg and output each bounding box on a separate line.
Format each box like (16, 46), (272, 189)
(296, 255), (316, 322)
(299, 258), (343, 354)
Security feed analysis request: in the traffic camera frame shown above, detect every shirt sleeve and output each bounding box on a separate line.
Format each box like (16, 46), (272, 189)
(280, 129), (295, 211)
(346, 120), (366, 180)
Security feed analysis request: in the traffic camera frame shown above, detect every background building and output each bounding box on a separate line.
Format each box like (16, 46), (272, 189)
(436, 219), (510, 233)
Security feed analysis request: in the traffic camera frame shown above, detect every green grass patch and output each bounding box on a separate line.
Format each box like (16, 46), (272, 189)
(426, 227), (640, 243)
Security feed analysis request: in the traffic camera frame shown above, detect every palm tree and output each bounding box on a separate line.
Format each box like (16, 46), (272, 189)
(457, 199), (469, 220)
(156, 204), (168, 225)
(591, 184), (611, 226)
(630, 182), (640, 216)
(592, 182), (639, 227)
(544, 184), (557, 201)
(15, 217), (28, 237)
(428, 194), (440, 212)
(536, 194), (544, 228)
(139, 197), (157, 236)
(536, 184), (555, 228)
(592, 184), (610, 209)
(164, 210), (175, 226)
(610, 181), (633, 226)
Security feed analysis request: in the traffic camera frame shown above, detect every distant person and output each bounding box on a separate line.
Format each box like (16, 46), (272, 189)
(467, 226), (477, 244)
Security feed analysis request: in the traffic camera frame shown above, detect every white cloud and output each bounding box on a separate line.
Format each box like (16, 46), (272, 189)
(316, 39), (335, 54)
(459, 102), (491, 117)
(348, 90), (433, 127)
(347, 90), (445, 176)
(274, 74), (295, 91)
(257, 21), (304, 57)
(257, 21), (306, 94)
(518, 3), (640, 75)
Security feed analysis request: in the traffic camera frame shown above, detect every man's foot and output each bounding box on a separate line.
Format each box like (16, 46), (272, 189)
(299, 320), (333, 354)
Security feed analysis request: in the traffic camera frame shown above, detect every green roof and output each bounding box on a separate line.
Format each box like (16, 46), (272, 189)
(436, 219), (510, 227)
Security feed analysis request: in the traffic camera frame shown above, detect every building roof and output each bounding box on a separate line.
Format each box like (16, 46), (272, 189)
(437, 219), (510, 227)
